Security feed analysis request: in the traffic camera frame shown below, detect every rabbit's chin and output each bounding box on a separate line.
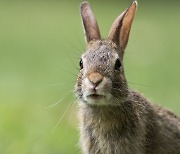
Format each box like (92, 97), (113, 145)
(82, 93), (112, 106)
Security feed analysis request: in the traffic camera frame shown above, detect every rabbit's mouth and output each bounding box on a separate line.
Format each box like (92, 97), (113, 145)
(83, 92), (110, 105)
(87, 94), (105, 100)
(81, 76), (112, 104)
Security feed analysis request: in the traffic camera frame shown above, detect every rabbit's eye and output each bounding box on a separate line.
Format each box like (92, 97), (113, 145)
(79, 58), (83, 70)
(115, 59), (121, 70)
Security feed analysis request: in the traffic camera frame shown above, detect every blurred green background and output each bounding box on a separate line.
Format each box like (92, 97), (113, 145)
(0, 0), (180, 153)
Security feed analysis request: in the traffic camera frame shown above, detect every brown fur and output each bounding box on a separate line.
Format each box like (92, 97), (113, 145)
(75, 1), (180, 154)
(78, 90), (180, 154)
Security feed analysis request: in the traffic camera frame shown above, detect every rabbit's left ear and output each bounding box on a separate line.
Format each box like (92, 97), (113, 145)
(81, 1), (101, 44)
(108, 1), (137, 54)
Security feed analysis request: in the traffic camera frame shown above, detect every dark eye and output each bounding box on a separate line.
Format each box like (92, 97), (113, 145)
(115, 59), (121, 70)
(79, 58), (83, 70)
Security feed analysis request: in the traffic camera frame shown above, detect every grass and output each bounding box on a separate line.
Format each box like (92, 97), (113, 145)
(0, 0), (180, 153)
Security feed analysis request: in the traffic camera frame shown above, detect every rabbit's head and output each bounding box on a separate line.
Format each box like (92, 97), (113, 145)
(75, 1), (137, 105)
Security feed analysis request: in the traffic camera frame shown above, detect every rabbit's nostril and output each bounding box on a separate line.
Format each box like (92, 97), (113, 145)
(88, 72), (103, 87)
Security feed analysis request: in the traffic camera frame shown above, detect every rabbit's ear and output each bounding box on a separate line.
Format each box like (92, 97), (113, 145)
(81, 1), (101, 44)
(108, 1), (137, 54)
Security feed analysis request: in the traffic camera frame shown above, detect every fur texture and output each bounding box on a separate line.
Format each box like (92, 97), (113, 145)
(75, 1), (180, 154)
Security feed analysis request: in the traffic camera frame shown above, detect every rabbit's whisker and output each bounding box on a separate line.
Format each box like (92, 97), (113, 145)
(62, 35), (82, 54)
(51, 100), (75, 134)
(46, 90), (73, 109)
(127, 81), (149, 88)
(45, 81), (75, 88)
(66, 100), (78, 130)
(73, 29), (85, 51)
(57, 66), (78, 77)
(64, 48), (80, 71)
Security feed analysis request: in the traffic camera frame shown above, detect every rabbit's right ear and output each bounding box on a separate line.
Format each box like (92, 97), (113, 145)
(80, 1), (101, 44)
(108, 1), (137, 56)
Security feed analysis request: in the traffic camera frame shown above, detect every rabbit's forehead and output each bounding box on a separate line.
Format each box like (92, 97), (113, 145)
(81, 44), (118, 75)
(83, 44), (118, 62)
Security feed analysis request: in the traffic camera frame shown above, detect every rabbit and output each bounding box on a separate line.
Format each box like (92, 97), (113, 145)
(75, 1), (180, 154)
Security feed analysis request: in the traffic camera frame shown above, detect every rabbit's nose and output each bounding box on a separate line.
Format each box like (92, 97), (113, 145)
(88, 72), (103, 87)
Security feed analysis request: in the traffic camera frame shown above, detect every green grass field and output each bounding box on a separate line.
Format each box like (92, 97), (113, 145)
(0, 0), (180, 153)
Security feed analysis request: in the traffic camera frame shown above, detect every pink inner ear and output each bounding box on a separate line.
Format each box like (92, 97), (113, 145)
(107, 10), (128, 45)
(107, 1), (137, 51)
(81, 2), (101, 43)
(120, 2), (137, 49)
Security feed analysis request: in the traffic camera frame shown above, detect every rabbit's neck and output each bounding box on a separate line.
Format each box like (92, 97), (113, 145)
(78, 91), (149, 154)
(79, 100), (139, 134)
